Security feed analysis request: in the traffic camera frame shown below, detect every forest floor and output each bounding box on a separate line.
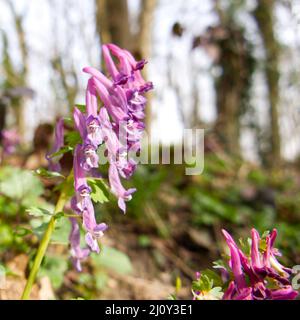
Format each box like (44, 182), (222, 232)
(1, 142), (300, 300)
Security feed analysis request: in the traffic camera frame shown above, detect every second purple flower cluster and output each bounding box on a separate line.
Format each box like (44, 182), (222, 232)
(221, 228), (298, 300)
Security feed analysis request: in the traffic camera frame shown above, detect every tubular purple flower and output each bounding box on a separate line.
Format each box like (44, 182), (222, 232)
(270, 286), (299, 300)
(108, 161), (136, 213)
(109, 85), (129, 112)
(69, 218), (90, 272)
(93, 77), (129, 122)
(81, 143), (99, 170)
(71, 145), (92, 213)
(86, 115), (102, 147)
(46, 118), (64, 172)
(264, 229), (292, 277)
(223, 281), (236, 300)
(252, 282), (268, 300)
(127, 90), (147, 114)
(222, 229), (254, 279)
(73, 145), (87, 190)
(85, 80), (103, 147)
(73, 107), (100, 170)
(86, 79), (98, 116)
(82, 66), (113, 88)
(98, 107), (120, 158)
(104, 44), (132, 77)
(73, 107), (87, 140)
(139, 82), (154, 93)
(234, 288), (252, 300)
(102, 44), (119, 81)
(104, 43), (149, 89)
(251, 228), (265, 275)
(222, 229), (247, 290)
(117, 156), (137, 180)
(82, 205), (108, 253)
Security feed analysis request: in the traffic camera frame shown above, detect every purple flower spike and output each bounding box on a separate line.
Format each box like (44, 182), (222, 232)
(68, 43), (152, 269)
(46, 118), (64, 172)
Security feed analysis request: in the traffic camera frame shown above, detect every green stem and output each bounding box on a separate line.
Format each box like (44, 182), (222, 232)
(21, 177), (71, 300)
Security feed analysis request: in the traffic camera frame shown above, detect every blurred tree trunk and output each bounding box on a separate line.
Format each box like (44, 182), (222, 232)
(6, 1), (29, 141)
(0, 32), (11, 134)
(51, 56), (78, 109)
(215, 69), (242, 157)
(254, 0), (281, 166)
(95, 0), (132, 49)
(135, 0), (156, 133)
(211, 4), (254, 158)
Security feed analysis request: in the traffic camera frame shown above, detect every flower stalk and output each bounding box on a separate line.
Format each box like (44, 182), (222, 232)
(21, 174), (72, 300)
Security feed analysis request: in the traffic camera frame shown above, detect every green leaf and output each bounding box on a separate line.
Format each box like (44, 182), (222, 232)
(175, 276), (182, 294)
(65, 131), (81, 148)
(30, 221), (48, 239)
(39, 255), (68, 289)
(63, 117), (73, 126)
(14, 226), (33, 237)
(192, 269), (223, 293)
(138, 235), (151, 247)
(92, 246), (133, 275)
(34, 168), (65, 179)
(0, 224), (14, 246)
(94, 271), (108, 290)
(87, 179), (109, 204)
(213, 259), (228, 271)
(26, 207), (52, 217)
(49, 146), (73, 159)
(51, 216), (71, 245)
(74, 104), (86, 113)
(200, 269), (223, 287)
(0, 166), (44, 206)
(78, 273), (92, 285)
(54, 211), (65, 220)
